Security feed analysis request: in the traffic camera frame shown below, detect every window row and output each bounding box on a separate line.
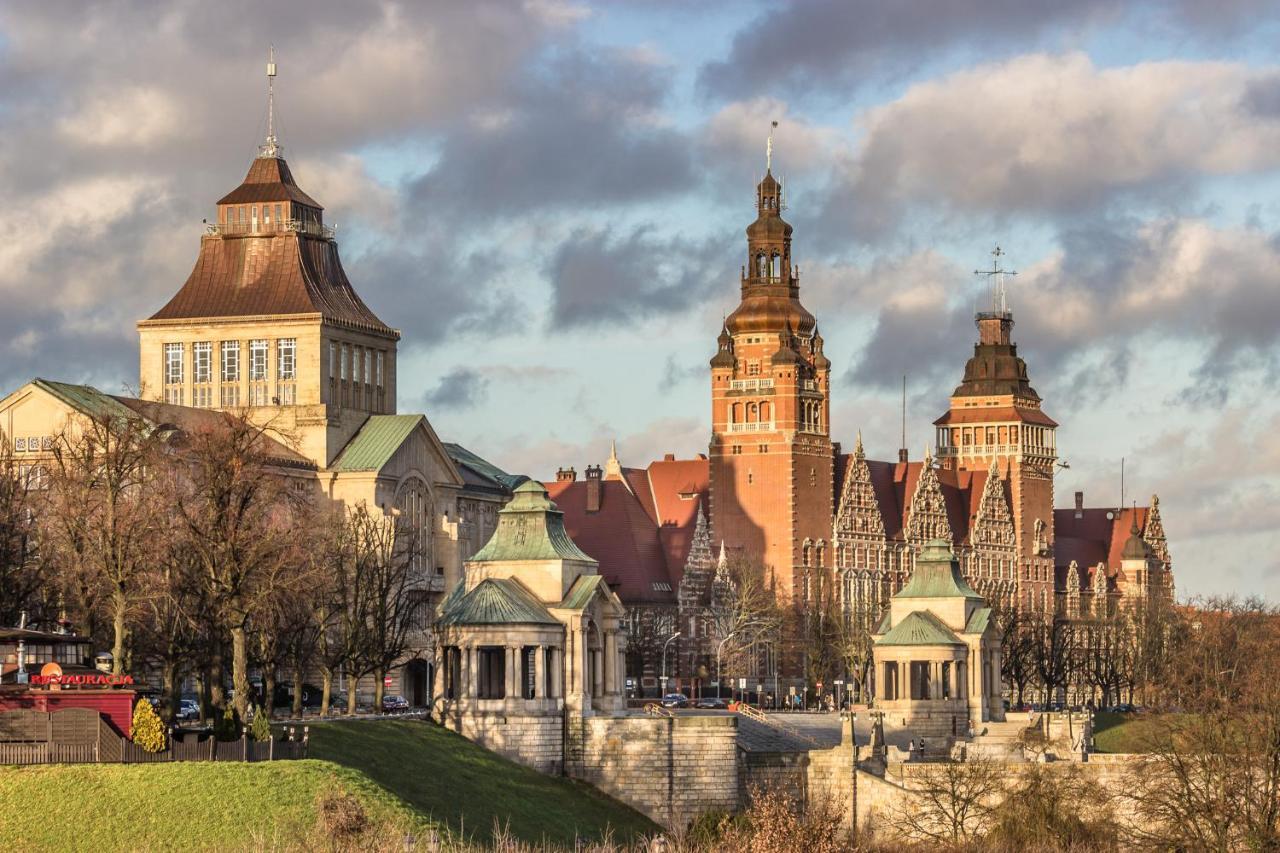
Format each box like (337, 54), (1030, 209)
(162, 339), (296, 408)
(327, 340), (388, 411)
(936, 423), (1055, 449)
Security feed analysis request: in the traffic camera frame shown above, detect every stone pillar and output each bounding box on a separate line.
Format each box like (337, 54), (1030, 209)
(466, 645), (478, 699)
(551, 647), (563, 699)
(534, 644), (544, 701)
(604, 630), (617, 694)
(432, 646), (445, 703)
(508, 645), (520, 700)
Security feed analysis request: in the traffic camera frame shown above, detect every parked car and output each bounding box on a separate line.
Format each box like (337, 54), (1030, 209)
(659, 693), (689, 709)
(382, 694), (410, 713)
(177, 699), (200, 721)
(694, 697), (728, 710)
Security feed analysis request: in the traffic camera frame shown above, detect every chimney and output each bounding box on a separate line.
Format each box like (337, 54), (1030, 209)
(898, 448), (909, 463)
(1075, 491), (1084, 519)
(664, 453), (676, 462)
(556, 467), (577, 483)
(585, 464), (603, 512)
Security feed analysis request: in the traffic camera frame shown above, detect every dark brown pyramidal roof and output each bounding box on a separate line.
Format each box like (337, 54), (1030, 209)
(147, 155), (396, 337)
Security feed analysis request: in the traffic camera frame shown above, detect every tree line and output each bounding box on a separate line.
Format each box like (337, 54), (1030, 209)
(0, 409), (427, 724)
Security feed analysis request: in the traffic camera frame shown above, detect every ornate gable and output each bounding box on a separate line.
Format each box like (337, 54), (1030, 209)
(969, 460), (1015, 550)
(834, 433), (886, 540)
(1143, 493), (1170, 565)
(904, 449), (952, 544)
(677, 503), (715, 609)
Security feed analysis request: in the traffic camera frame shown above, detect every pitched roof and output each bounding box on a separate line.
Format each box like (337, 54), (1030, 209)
(560, 574), (606, 611)
(643, 456), (710, 584)
(856, 458), (988, 544)
(544, 476), (674, 604)
(965, 606), (992, 636)
(33, 378), (137, 422)
(933, 405), (1058, 427)
(443, 442), (527, 496)
(330, 415), (424, 472)
(895, 539), (983, 599)
(471, 481), (596, 564)
(877, 610), (963, 646)
(1053, 506), (1150, 570)
(216, 156), (323, 208)
(436, 577), (558, 627)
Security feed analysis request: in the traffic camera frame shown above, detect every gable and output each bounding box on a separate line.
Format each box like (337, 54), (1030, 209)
(332, 414), (465, 488)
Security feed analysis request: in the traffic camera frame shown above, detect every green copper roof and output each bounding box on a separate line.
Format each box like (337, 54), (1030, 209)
(331, 415), (423, 472)
(877, 610), (963, 647)
(470, 481), (597, 564)
(560, 574), (605, 611)
(965, 606), (992, 636)
(896, 538), (983, 600)
(436, 577), (558, 627)
(443, 442), (529, 492)
(34, 378), (137, 423)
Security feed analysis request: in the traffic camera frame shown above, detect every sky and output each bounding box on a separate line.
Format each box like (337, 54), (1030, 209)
(1, 0), (1278, 601)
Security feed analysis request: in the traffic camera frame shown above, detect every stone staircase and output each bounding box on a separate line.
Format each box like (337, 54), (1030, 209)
(964, 718), (1034, 761)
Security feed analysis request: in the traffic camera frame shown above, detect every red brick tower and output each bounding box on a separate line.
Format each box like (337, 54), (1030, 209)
(708, 164), (834, 603)
(934, 248), (1057, 612)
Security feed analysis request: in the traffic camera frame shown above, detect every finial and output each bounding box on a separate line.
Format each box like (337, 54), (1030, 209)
(973, 245), (1017, 314)
(854, 430), (864, 456)
(609, 439), (618, 462)
(766, 119), (778, 171)
(717, 541), (727, 567)
(260, 45), (281, 158)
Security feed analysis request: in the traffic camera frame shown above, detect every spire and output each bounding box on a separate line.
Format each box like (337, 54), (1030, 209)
(766, 119), (778, 171)
(899, 374), (908, 463)
(260, 46), (281, 159)
(717, 540), (727, 568)
(854, 430), (864, 457)
(604, 439), (624, 481)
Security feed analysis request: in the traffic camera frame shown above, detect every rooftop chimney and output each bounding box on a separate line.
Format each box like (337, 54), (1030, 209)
(1075, 491), (1084, 519)
(663, 453), (676, 462)
(585, 464), (603, 512)
(556, 467), (577, 483)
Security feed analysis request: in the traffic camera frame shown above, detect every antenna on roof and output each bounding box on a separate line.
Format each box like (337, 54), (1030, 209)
(260, 45), (281, 158)
(973, 245), (1017, 315)
(898, 374), (909, 463)
(766, 120), (778, 171)
(1120, 456), (1125, 512)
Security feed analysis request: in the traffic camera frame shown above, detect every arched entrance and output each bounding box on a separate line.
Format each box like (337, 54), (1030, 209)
(405, 659), (431, 708)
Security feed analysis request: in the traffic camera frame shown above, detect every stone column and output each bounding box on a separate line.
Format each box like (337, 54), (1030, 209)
(466, 645), (478, 699)
(432, 646), (445, 703)
(508, 645), (520, 700)
(551, 647), (563, 699)
(534, 645), (544, 701)
(604, 630), (617, 694)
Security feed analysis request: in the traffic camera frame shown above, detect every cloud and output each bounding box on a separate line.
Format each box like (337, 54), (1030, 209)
(406, 47), (694, 225)
(821, 53), (1280, 238)
(698, 0), (1117, 101)
(546, 224), (733, 328)
(422, 368), (490, 411)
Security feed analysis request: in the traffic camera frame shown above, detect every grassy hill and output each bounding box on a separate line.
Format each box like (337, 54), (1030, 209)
(1092, 710), (1169, 753)
(308, 718), (657, 845)
(0, 718), (656, 851)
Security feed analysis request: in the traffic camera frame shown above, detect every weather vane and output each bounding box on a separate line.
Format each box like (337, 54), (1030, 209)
(973, 245), (1016, 314)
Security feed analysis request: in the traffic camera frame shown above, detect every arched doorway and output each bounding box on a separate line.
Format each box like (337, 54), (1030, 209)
(405, 658), (431, 707)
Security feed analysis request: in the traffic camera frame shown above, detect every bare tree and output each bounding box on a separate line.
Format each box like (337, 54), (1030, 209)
(705, 558), (782, 699)
(43, 411), (166, 672)
(0, 440), (47, 627)
(889, 758), (1004, 845)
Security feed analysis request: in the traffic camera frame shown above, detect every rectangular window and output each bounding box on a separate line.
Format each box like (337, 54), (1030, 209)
(340, 344), (349, 381)
(221, 341), (240, 383)
(220, 385), (240, 407)
(249, 339), (268, 381)
(164, 388), (183, 406)
(193, 342), (212, 384)
(275, 203), (283, 223)
(192, 386), (212, 408)
(376, 351), (384, 387)
(477, 647), (506, 700)
(363, 349), (371, 386)
(163, 343), (184, 385)
(276, 338), (296, 380)
(328, 341), (337, 381)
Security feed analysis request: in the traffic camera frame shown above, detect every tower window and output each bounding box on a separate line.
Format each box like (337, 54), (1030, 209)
(163, 343), (184, 386)
(220, 341), (240, 383)
(249, 340), (268, 382)
(192, 342), (212, 384)
(277, 339), (297, 381)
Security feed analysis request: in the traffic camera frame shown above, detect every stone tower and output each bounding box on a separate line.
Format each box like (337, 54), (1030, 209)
(933, 258), (1057, 611)
(708, 163), (834, 602)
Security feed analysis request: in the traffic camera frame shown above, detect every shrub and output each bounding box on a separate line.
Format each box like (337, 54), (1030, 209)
(131, 699), (167, 753)
(250, 707), (272, 742)
(315, 782), (368, 840)
(214, 706), (241, 741)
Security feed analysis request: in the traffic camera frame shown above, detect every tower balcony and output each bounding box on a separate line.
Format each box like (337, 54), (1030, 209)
(729, 378), (775, 392)
(205, 218), (336, 240)
(727, 421), (776, 433)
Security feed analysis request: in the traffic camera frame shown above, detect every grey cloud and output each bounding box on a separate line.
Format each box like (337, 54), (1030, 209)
(659, 354), (704, 392)
(698, 0), (1117, 102)
(407, 49), (695, 224)
(422, 367), (490, 411)
(545, 225), (734, 328)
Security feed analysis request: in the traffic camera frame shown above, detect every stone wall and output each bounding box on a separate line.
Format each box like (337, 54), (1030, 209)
(443, 711), (563, 775)
(565, 713), (739, 830)
(738, 727), (856, 833)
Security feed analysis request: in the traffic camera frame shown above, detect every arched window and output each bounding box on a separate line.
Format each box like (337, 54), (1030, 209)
(756, 254), (767, 277)
(760, 401), (772, 423)
(770, 253), (781, 278)
(731, 402), (742, 424)
(747, 402), (758, 423)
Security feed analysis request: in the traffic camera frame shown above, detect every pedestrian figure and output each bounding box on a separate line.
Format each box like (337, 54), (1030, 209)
(919, 737), (927, 758)
(908, 738), (915, 759)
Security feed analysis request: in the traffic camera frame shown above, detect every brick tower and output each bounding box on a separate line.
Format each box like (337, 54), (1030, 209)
(708, 159), (834, 603)
(933, 248), (1057, 611)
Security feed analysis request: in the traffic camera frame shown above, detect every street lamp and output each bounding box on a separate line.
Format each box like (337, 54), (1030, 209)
(716, 620), (773, 701)
(660, 631), (681, 697)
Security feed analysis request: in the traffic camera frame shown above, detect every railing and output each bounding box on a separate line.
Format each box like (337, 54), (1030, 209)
(801, 379), (819, 392)
(728, 422), (775, 433)
(644, 703), (674, 718)
(729, 378), (774, 392)
(206, 219), (336, 240)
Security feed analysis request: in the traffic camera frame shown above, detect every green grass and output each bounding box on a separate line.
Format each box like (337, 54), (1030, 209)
(308, 718), (658, 845)
(0, 758), (425, 852)
(1092, 711), (1172, 753)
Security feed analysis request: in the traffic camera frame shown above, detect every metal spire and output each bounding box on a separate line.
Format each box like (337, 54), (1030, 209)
(260, 45), (281, 158)
(766, 119), (778, 171)
(973, 245), (1017, 315)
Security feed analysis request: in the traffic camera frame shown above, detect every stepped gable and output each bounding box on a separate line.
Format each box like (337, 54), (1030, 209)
(643, 456), (710, 584)
(148, 154), (396, 336)
(852, 457), (985, 545)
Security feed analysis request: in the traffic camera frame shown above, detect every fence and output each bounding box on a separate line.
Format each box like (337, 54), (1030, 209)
(0, 708), (308, 767)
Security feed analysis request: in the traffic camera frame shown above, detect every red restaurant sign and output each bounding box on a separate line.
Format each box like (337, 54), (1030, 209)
(29, 662), (134, 687)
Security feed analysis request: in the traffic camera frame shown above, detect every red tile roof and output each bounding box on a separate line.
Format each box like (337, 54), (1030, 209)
(544, 478), (675, 604)
(859, 459), (986, 543)
(643, 457), (710, 585)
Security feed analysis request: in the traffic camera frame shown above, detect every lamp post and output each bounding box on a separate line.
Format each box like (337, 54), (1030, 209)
(660, 631), (681, 697)
(716, 620), (772, 701)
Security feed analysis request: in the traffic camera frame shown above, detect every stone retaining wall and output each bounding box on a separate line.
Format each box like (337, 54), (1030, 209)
(565, 714), (739, 830)
(444, 711), (563, 774)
